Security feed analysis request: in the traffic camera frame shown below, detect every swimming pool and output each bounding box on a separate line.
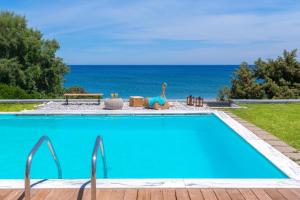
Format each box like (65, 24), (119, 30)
(0, 114), (288, 180)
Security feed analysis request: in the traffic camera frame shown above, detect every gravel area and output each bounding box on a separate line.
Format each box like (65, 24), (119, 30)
(21, 100), (209, 114)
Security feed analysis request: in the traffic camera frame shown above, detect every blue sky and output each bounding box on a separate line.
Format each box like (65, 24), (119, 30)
(1, 0), (300, 64)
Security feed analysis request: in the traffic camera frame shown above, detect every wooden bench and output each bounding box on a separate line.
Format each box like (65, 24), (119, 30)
(64, 93), (103, 105)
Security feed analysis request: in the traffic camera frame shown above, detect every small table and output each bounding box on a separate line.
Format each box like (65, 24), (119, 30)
(64, 93), (103, 105)
(129, 96), (144, 107)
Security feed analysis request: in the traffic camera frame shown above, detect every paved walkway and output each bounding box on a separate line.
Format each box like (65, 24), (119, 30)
(1, 188), (300, 200)
(223, 110), (300, 166)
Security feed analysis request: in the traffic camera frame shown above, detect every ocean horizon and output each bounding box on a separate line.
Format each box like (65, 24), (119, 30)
(64, 65), (238, 99)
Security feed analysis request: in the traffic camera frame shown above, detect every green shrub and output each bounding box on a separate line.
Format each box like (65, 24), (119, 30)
(0, 84), (42, 99)
(65, 86), (86, 94)
(219, 49), (300, 99)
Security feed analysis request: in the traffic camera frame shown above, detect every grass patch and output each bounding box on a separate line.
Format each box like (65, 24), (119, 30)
(0, 103), (40, 112)
(227, 103), (300, 150)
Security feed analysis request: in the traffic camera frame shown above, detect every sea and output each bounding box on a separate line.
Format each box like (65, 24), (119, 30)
(64, 65), (238, 99)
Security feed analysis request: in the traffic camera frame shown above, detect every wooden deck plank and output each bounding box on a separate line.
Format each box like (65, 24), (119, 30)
(44, 188), (78, 200)
(277, 189), (299, 200)
(176, 189), (190, 200)
(110, 189), (125, 200)
(200, 189), (217, 200)
(65, 188), (81, 200)
(97, 189), (113, 200)
(264, 189), (287, 200)
(137, 189), (151, 200)
(251, 189), (272, 200)
(188, 189), (204, 200)
(31, 189), (51, 200)
(151, 190), (164, 200)
(79, 188), (91, 200)
(226, 189), (245, 200)
(238, 189), (258, 200)
(124, 189), (138, 200)
(290, 189), (300, 198)
(0, 190), (15, 199)
(214, 189), (231, 200)
(162, 189), (176, 200)
(3, 189), (23, 200)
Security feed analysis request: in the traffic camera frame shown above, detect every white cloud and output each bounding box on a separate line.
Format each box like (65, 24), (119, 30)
(7, 0), (300, 64)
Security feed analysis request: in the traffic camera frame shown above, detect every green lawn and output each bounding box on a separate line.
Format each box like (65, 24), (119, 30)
(228, 103), (300, 150)
(0, 103), (40, 112)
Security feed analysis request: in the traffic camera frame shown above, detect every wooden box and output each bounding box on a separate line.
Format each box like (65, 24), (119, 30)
(129, 96), (144, 107)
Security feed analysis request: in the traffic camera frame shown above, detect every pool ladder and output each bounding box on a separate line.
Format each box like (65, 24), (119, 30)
(24, 135), (107, 200)
(91, 135), (107, 200)
(25, 136), (62, 200)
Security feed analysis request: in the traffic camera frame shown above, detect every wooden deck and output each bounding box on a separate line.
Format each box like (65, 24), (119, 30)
(1, 188), (300, 200)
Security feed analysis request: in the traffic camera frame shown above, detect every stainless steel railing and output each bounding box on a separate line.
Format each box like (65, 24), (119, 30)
(91, 135), (107, 200)
(25, 136), (62, 200)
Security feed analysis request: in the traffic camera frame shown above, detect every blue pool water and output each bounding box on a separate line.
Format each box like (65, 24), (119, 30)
(0, 114), (287, 179)
(64, 65), (238, 98)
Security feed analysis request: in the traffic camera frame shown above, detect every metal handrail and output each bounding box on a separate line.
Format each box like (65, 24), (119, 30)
(91, 135), (107, 200)
(25, 136), (62, 200)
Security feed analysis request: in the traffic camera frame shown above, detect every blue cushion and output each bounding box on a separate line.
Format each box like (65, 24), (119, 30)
(148, 96), (166, 108)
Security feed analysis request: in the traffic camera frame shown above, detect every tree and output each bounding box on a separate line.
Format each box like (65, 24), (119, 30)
(65, 86), (86, 94)
(254, 49), (300, 98)
(219, 49), (300, 99)
(230, 62), (264, 99)
(0, 11), (69, 96)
